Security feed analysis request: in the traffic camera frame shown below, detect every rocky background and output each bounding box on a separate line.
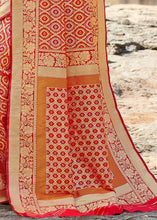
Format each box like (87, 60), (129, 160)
(0, 3), (157, 220)
(106, 4), (157, 178)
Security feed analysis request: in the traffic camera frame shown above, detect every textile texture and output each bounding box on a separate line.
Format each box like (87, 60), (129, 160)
(0, 0), (10, 19)
(0, 0), (157, 217)
(0, 12), (10, 203)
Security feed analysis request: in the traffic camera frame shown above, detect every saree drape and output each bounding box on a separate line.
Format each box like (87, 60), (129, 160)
(0, 0), (157, 217)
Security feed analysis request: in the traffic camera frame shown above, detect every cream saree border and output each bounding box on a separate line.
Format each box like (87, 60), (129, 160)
(8, 0), (157, 217)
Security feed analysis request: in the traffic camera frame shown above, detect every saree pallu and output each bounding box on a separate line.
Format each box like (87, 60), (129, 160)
(0, 0), (157, 217)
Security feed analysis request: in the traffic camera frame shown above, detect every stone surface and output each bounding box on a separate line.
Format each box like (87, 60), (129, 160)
(106, 4), (157, 177)
(106, 4), (157, 55)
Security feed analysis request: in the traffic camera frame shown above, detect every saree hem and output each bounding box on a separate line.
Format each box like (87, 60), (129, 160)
(10, 197), (157, 218)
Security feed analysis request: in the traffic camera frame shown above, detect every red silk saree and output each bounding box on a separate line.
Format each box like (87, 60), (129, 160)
(0, 0), (157, 217)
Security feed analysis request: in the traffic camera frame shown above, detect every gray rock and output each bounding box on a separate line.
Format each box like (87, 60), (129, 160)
(106, 5), (157, 55)
(106, 5), (157, 178)
(122, 18), (131, 25)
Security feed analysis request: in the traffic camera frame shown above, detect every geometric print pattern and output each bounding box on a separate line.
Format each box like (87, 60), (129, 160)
(68, 84), (114, 191)
(0, 16), (10, 71)
(65, 0), (95, 50)
(46, 87), (74, 193)
(66, 0), (98, 66)
(39, 0), (66, 51)
(39, 0), (66, 68)
(39, 0), (95, 50)
(45, 84), (114, 194)
(0, 15), (10, 193)
(38, 0), (98, 67)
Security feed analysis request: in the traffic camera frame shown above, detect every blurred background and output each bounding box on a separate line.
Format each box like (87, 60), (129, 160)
(105, 0), (157, 177)
(107, 0), (157, 5)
